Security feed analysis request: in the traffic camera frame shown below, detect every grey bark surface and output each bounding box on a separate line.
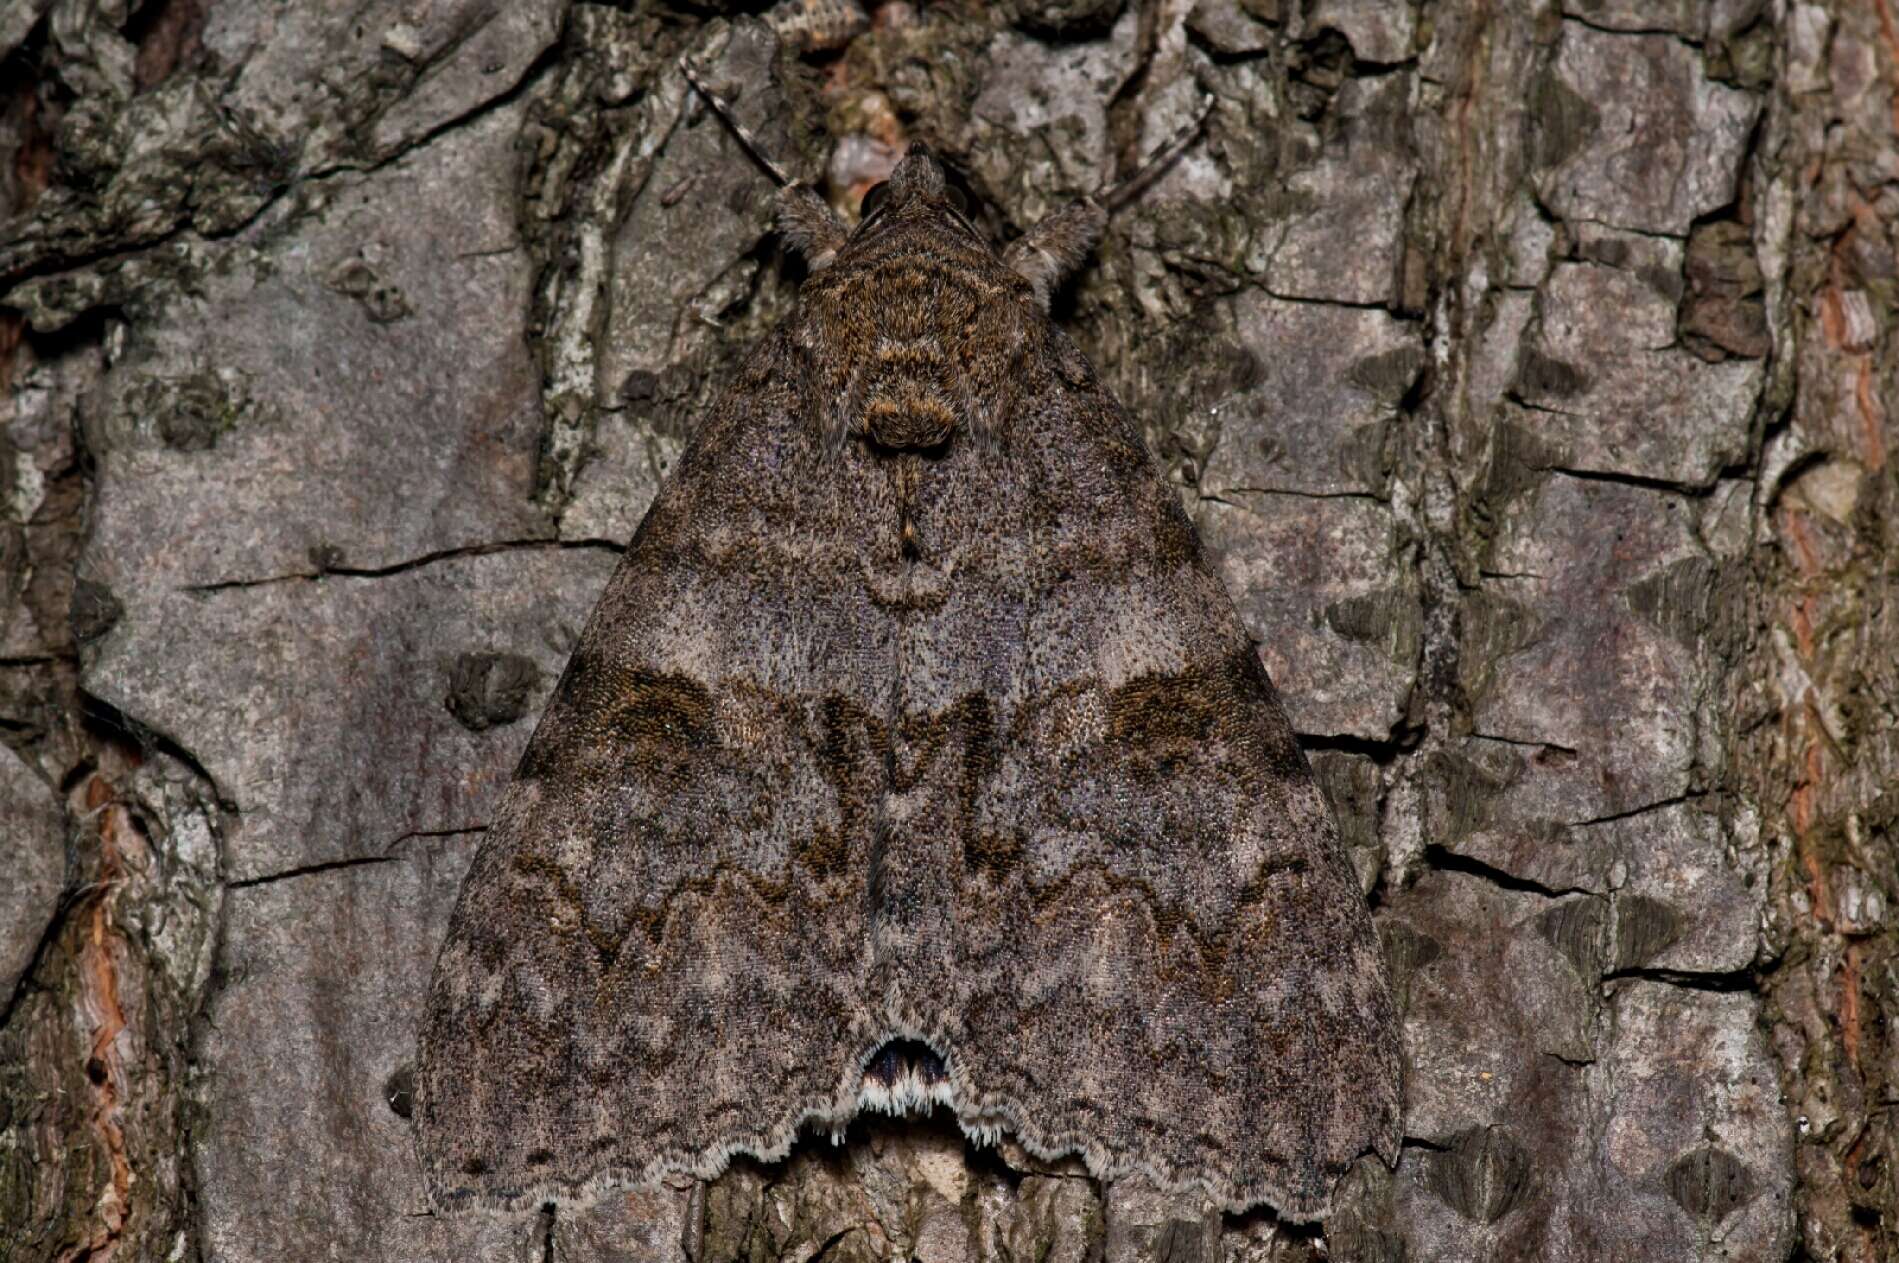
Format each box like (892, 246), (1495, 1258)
(0, 1), (1890, 1260)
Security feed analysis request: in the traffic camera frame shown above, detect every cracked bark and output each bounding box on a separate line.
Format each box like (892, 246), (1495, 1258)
(0, 0), (1892, 1260)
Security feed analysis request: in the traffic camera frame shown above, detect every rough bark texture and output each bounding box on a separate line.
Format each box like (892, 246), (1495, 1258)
(0, 1), (1890, 1260)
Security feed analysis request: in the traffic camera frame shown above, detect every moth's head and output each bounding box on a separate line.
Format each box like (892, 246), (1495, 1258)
(851, 143), (979, 245)
(773, 141), (1104, 311)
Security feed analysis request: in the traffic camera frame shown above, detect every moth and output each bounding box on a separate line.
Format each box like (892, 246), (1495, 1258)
(416, 65), (1401, 1224)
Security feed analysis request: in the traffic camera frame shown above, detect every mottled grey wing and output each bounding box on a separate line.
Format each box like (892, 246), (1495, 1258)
(415, 334), (898, 1211)
(895, 326), (1402, 1220)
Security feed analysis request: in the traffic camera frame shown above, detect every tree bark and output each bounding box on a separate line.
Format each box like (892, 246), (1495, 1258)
(0, 1), (1891, 1259)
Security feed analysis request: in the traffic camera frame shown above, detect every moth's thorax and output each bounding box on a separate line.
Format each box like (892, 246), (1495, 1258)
(798, 206), (1035, 452)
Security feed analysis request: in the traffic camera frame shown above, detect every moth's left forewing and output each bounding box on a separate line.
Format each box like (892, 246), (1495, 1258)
(416, 328), (897, 1212)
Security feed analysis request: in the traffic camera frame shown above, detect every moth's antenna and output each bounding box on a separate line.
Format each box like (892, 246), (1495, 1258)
(1097, 97), (1216, 213)
(677, 54), (793, 188)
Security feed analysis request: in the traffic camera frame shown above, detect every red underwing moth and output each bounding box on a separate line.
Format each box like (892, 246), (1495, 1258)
(416, 51), (1401, 1226)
